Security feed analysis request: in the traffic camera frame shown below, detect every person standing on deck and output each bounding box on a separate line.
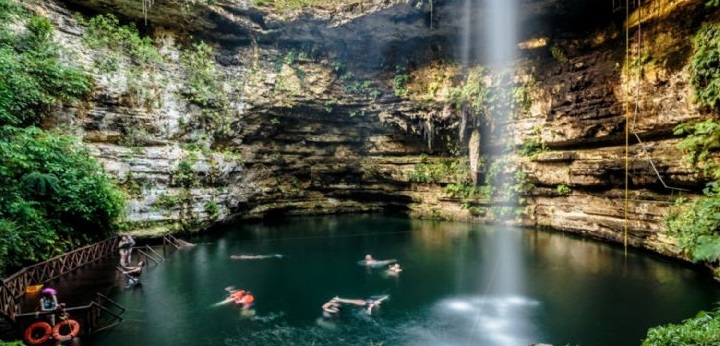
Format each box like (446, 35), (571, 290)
(118, 234), (135, 266)
(38, 287), (59, 325)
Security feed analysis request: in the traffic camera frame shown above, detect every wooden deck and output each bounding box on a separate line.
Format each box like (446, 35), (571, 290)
(0, 237), (119, 323)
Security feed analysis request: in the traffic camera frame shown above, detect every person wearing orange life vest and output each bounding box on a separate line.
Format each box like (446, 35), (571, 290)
(239, 291), (255, 309)
(227, 289), (246, 303)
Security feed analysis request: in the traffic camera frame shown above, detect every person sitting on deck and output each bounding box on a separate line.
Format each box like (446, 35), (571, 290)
(121, 261), (146, 284)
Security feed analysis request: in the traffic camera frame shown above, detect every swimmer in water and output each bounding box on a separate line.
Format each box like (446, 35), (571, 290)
(365, 296), (388, 315)
(333, 295), (388, 315)
(230, 254), (283, 260)
(387, 263), (402, 274)
(359, 254), (396, 267)
(321, 298), (341, 318)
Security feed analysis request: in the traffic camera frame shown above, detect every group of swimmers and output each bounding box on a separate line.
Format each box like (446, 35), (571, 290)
(320, 254), (402, 319)
(363, 254), (402, 273)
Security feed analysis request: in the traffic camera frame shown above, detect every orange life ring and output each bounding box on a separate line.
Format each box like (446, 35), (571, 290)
(24, 321), (52, 345)
(52, 319), (80, 341)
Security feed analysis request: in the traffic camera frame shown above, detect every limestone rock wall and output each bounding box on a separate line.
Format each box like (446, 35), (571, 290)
(28, 0), (717, 265)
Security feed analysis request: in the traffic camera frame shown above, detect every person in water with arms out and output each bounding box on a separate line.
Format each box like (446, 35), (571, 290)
(321, 297), (341, 318)
(333, 296), (388, 315)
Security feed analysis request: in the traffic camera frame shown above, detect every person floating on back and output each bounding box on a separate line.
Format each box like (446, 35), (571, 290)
(333, 295), (389, 315)
(230, 254), (283, 260)
(359, 254), (396, 267)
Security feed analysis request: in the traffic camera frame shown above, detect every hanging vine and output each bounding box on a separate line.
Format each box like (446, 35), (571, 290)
(141, 0), (154, 24)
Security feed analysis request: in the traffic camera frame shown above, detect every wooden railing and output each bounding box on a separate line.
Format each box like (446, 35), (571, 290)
(14, 293), (126, 336)
(0, 237), (119, 322)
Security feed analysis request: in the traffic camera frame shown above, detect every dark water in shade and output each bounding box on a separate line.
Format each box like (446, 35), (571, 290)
(64, 215), (720, 346)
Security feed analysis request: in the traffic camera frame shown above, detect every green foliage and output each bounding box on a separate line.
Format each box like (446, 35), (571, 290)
(484, 157), (534, 216)
(668, 117), (720, 262)
(204, 200), (219, 220)
(0, 341), (25, 346)
(81, 14), (162, 66)
(173, 154), (200, 188)
(407, 155), (471, 184)
(512, 83), (532, 115)
(674, 120), (720, 180)
(707, 0), (719, 8)
(518, 137), (548, 158)
(550, 46), (568, 63)
(691, 23), (720, 109)
(0, 127), (125, 273)
(0, 0), (21, 22)
(324, 98), (338, 113)
(556, 184), (572, 196)
(393, 65), (410, 98)
(642, 309), (720, 346)
(181, 41), (223, 107)
(667, 183), (720, 262)
(449, 66), (489, 119)
(0, 9), (91, 127)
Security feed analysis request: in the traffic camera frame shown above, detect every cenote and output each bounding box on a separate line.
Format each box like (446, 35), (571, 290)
(83, 215), (720, 346)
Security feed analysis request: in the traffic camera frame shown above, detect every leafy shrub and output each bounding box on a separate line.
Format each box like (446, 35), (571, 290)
(0, 127), (125, 273)
(691, 23), (720, 110)
(81, 14), (162, 66)
(449, 66), (489, 118)
(642, 309), (720, 346)
(393, 65), (410, 97)
(667, 183), (720, 262)
(0, 9), (91, 126)
(407, 155), (471, 184)
(181, 41), (223, 107)
(518, 137), (547, 158)
(674, 120), (720, 180)
(669, 118), (720, 262)
(204, 201), (219, 220)
(556, 184), (572, 195)
(550, 46), (568, 63)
